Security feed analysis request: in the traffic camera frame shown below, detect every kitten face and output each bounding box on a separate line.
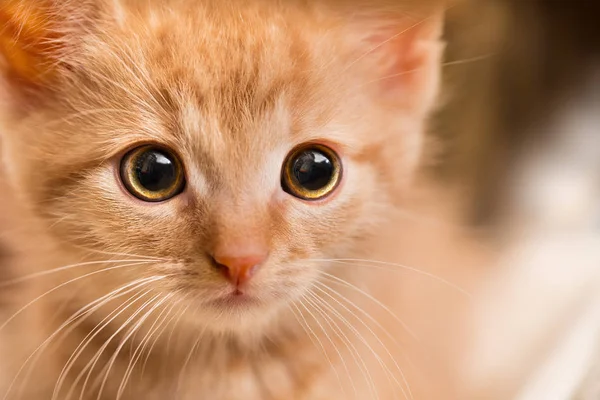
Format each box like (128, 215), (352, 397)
(0, 0), (443, 333)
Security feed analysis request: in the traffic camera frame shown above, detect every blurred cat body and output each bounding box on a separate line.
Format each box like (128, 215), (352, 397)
(0, 1), (477, 399)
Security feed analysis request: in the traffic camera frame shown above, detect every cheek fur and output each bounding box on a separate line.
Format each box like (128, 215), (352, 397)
(278, 160), (383, 260)
(44, 166), (196, 258)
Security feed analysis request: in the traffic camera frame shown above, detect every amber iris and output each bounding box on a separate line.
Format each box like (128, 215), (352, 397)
(281, 144), (342, 201)
(120, 145), (185, 202)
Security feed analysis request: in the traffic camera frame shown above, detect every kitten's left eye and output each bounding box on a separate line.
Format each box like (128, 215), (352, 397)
(281, 143), (342, 201)
(120, 145), (185, 202)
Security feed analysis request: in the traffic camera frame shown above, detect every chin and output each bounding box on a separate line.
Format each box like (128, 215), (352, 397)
(185, 290), (288, 336)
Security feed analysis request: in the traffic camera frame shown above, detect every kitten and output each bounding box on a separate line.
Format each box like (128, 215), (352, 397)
(0, 1), (480, 399)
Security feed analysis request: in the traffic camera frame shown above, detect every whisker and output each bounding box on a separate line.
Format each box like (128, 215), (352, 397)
(66, 244), (167, 262)
(116, 296), (180, 400)
(305, 290), (385, 400)
(140, 299), (188, 380)
(287, 304), (346, 393)
(95, 293), (172, 400)
(163, 297), (195, 364)
(300, 292), (365, 400)
(357, 54), (494, 89)
(314, 280), (415, 350)
(312, 283), (413, 400)
(314, 280), (420, 376)
(291, 300), (348, 399)
(307, 290), (408, 400)
(73, 293), (162, 400)
(0, 259), (158, 288)
(311, 259), (470, 297)
(319, 272), (418, 341)
(52, 288), (154, 400)
(304, 290), (361, 399)
(4, 276), (164, 400)
(0, 261), (157, 334)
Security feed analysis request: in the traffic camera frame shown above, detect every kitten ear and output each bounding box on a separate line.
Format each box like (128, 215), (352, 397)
(350, 5), (445, 113)
(0, 0), (97, 96)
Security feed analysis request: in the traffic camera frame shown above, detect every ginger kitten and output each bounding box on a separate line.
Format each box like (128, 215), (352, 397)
(0, 1), (475, 399)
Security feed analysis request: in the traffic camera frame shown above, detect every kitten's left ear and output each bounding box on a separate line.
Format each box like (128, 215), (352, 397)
(349, 4), (446, 114)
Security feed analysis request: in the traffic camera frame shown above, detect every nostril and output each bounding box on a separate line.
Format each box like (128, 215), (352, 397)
(209, 256), (228, 272)
(209, 256), (235, 283)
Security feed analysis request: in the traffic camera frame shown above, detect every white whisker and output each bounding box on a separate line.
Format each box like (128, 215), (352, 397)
(0, 261), (157, 334)
(314, 280), (415, 350)
(52, 289), (154, 400)
(312, 283), (413, 400)
(357, 54), (494, 89)
(116, 296), (180, 400)
(319, 271), (418, 341)
(311, 259), (470, 297)
(314, 280), (420, 377)
(72, 293), (161, 400)
(305, 290), (385, 400)
(292, 300), (348, 399)
(67, 245), (166, 262)
(3, 276), (164, 400)
(0, 259), (158, 288)
(301, 292), (365, 400)
(95, 293), (172, 400)
(140, 300), (188, 379)
(163, 298), (195, 363)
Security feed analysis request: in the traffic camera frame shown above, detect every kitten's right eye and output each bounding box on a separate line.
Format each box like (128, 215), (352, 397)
(119, 145), (185, 202)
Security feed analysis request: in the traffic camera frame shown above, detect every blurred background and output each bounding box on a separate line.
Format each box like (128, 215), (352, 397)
(436, 1), (600, 399)
(436, 0), (599, 226)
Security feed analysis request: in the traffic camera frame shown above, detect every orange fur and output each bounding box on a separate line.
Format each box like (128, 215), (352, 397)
(0, 1), (462, 399)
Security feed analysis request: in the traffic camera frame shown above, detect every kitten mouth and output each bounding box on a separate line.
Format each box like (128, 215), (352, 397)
(210, 291), (260, 308)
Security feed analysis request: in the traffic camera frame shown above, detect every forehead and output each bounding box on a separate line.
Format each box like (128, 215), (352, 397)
(98, 1), (344, 162)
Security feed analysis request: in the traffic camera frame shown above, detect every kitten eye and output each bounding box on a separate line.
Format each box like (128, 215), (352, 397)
(281, 144), (342, 201)
(120, 145), (185, 202)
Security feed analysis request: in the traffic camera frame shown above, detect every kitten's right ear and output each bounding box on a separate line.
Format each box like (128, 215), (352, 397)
(0, 0), (97, 99)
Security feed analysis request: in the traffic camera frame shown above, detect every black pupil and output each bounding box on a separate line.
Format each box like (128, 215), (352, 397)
(134, 150), (177, 192)
(292, 149), (334, 191)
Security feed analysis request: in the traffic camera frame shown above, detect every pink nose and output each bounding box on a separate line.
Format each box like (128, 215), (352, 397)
(212, 253), (267, 287)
